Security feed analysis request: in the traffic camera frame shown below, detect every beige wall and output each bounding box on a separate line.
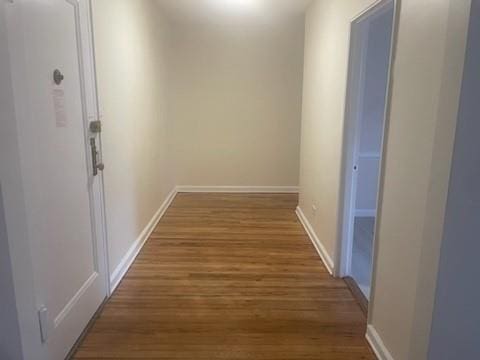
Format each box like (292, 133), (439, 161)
(92, 0), (174, 277)
(168, 19), (304, 187)
(300, 0), (471, 359)
(370, 0), (470, 359)
(299, 0), (376, 263)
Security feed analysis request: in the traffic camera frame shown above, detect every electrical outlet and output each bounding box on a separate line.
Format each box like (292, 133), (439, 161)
(312, 204), (317, 214)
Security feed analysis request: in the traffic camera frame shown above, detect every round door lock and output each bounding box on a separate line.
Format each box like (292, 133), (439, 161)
(53, 69), (64, 85)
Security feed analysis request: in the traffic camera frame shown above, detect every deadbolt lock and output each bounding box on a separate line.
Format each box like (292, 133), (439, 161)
(89, 120), (102, 134)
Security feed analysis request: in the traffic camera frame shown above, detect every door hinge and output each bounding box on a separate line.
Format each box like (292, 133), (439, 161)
(38, 306), (49, 343)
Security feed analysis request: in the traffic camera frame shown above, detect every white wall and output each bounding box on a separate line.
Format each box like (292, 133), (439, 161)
(0, 6), (24, 357)
(92, 0), (174, 279)
(428, 1), (480, 358)
(168, 19), (304, 187)
(0, 3), (45, 359)
(300, 0), (471, 358)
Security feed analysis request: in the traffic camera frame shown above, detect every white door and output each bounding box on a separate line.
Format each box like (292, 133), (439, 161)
(6, 1), (108, 359)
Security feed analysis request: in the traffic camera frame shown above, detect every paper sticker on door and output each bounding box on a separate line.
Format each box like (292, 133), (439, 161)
(52, 88), (67, 127)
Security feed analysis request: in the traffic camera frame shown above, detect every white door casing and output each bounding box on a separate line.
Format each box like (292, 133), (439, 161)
(336, 0), (396, 281)
(6, 1), (108, 359)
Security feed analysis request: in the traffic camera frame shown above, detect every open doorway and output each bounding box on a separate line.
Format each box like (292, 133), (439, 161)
(338, 0), (395, 305)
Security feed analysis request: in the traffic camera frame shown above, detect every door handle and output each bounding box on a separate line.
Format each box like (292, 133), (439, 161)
(89, 138), (104, 176)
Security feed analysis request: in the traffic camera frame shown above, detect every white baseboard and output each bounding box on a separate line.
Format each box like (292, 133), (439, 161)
(355, 209), (377, 217)
(366, 325), (394, 360)
(176, 185), (299, 193)
(295, 206), (334, 275)
(109, 188), (177, 292)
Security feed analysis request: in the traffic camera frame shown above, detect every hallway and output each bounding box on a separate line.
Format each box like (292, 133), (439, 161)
(73, 193), (374, 359)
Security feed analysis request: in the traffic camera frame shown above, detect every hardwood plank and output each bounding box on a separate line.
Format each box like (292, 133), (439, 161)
(73, 193), (375, 359)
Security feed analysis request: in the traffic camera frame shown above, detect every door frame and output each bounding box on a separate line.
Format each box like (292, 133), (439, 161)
(335, 0), (397, 288)
(3, 0), (109, 357)
(81, 0), (111, 297)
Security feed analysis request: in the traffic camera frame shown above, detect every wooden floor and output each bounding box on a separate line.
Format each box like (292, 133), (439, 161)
(74, 193), (375, 359)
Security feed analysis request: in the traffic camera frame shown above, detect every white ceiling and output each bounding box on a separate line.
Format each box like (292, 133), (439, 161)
(156, 0), (312, 24)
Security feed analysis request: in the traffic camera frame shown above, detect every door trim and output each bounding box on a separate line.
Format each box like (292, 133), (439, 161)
(76, 0), (110, 296)
(85, 0), (111, 296)
(335, 0), (397, 285)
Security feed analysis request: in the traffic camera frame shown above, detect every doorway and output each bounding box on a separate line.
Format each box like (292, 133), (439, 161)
(338, 0), (395, 302)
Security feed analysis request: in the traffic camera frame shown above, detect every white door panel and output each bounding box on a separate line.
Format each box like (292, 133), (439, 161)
(7, 1), (107, 359)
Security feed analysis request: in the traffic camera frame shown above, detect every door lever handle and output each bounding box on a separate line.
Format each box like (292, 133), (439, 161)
(89, 138), (104, 176)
